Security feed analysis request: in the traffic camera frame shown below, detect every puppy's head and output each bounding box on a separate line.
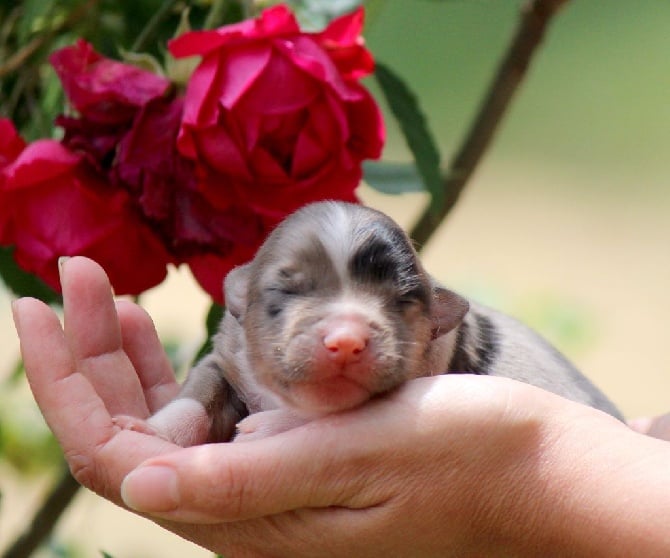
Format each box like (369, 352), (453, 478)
(225, 201), (468, 415)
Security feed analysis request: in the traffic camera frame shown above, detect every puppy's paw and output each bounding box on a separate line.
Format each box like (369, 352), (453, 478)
(112, 415), (167, 440)
(147, 398), (211, 447)
(234, 409), (308, 442)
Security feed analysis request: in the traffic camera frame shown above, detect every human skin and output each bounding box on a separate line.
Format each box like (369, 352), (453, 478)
(12, 256), (670, 557)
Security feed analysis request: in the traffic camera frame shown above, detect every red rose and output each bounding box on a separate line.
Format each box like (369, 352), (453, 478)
(168, 5), (384, 220)
(0, 118), (26, 167)
(0, 118), (27, 241)
(0, 139), (171, 295)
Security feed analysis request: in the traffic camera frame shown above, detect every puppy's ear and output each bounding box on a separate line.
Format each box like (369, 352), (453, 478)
(224, 263), (251, 320)
(430, 284), (469, 339)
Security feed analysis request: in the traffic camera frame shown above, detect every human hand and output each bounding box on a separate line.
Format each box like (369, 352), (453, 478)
(14, 257), (670, 557)
(629, 414), (670, 441)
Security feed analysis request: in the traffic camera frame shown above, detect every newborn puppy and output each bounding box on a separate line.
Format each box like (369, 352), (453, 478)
(116, 201), (622, 445)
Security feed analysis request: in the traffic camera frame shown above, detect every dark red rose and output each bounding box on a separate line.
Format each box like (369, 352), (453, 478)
(168, 5), (384, 220)
(50, 40), (172, 171)
(115, 96), (261, 251)
(0, 139), (171, 295)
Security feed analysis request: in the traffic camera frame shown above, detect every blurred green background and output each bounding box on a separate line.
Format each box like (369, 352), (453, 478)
(367, 0), (670, 191)
(1, 1), (669, 556)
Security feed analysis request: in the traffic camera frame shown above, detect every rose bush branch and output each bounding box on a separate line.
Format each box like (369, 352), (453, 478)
(410, 0), (571, 248)
(131, 0), (182, 52)
(3, 465), (80, 558)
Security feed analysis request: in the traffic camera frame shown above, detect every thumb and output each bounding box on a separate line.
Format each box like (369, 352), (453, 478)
(120, 417), (387, 523)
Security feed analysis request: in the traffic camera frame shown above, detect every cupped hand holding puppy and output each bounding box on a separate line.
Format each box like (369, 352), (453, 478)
(13, 256), (670, 557)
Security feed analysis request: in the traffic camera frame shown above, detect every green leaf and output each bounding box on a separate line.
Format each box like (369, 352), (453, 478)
(15, 0), (52, 43)
(363, 161), (424, 195)
(118, 47), (166, 76)
(0, 246), (61, 304)
(193, 302), (224, 364)
(166, 8), (201, 86)
(374, 61), (445, 215)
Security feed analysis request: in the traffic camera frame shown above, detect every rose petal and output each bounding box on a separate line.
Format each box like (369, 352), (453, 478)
(181, 55), (227, 132)
(0, 118), (27, 169)
(186, 213), (280, 303)
(237, 48), (319, 115)
(3, 140), (81, 190)
(169, 4), (300, 58)
(248, 146), (291, 182)
(345, 84), (385, 160)
(292, 123), (328, 178)
(278, 36), (359, 101)
(50, 39), (169, 123)
(312, 7), (375, 80)
(218, 44), (272, 109)
(192, 125), (250, 179)
(10, 168), (170, 295)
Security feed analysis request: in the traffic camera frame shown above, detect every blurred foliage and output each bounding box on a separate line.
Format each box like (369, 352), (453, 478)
(0, 248), (61, 305)
(0, 370), (63, 473)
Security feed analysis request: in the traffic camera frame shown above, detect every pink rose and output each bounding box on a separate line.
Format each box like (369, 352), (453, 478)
(0, 139), (171, 295)
(168, 5), (384, 220)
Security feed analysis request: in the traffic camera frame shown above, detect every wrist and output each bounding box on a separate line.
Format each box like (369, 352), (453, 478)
(493, 406), (670, 557)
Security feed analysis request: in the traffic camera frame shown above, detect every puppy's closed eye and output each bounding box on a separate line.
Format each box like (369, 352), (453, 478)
(395, 286), (430, 309)
(263, 270), (315, 317)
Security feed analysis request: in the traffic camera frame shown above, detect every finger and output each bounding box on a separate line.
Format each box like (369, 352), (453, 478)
(120, 407), (401, 523)
(119, 375), (522, 524)
(628, 417), (654, 434)
(60, 256), (149, 417)
(630, 414), (670, 441)
(13, 296), (118, 473)
(116, 300), (180, 413)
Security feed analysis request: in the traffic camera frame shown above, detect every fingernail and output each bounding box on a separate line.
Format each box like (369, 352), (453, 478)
(58, 256), (70, 270)
(10, 299), (22, 330)
(58, 256), (71, 289)
(121, 466), (180, 513)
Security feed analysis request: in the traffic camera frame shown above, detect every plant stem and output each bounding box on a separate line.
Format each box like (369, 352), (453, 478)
(131, 0), (181, 52)
(410, 0), (570, 249)
(0, 0), (98, 79)
(2, 466), (80, 558)
(204, 0), (231, 30)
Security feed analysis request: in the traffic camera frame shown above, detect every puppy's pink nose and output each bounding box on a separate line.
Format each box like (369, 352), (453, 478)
(323, 320), (369, 362)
